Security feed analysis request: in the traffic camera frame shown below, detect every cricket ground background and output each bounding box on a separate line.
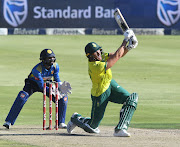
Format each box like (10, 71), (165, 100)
(0, 0), (180, 146)
(0, 35), (180, 146)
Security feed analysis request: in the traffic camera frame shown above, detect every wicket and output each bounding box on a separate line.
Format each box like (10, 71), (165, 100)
(43, 82), (59, 130)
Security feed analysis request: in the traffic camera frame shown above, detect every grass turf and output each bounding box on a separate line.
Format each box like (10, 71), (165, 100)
(0, 139), (39, 147)
(0, 35), (180, 130)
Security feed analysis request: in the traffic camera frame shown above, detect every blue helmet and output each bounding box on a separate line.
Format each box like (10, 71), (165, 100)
(40, 49), (56, 67)
(40, 49), (56, 60)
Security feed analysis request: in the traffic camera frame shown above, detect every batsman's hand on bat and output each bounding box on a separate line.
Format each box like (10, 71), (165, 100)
(127, 35), (138, 51)
(123, 29), (135, 42)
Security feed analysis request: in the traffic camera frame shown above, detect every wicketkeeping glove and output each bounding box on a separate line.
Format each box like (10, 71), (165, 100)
(51, 84), (64, 100)
(58, 81), (72, 95)
(123, 29), (135, 42)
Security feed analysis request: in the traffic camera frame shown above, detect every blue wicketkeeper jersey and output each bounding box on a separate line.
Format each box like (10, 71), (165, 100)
(28, 62), (61, 91)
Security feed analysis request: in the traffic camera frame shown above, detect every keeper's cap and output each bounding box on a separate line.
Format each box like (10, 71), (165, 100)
(40, 49), (55, 60)
(85, 42), (101, 56)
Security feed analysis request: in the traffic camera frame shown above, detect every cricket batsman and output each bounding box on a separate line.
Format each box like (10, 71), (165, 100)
(3, 49), (72, 129)
(67, 29), (138, 137)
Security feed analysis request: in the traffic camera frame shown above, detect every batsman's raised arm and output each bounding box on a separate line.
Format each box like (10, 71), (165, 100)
(106, 40), (128, 70)
(106, 29), (138, 70)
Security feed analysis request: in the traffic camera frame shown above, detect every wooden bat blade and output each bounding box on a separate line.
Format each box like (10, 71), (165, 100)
(114, 8), (129, 33)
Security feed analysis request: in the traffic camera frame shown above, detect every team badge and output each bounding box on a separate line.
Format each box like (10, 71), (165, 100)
(20, 93), (25, 98)
(157, 0), (180, 26)
(97, 101), (99, 107)
(3, 0), (28, 27)
(47, 50), (52, 54)
(92, 43), (97, 47)
(64, 97), (67, 101)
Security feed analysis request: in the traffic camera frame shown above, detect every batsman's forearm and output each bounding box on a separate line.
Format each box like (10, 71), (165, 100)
(106, 40), (127, 69)
(109, 40), (127, 59)
(122, 47), (129, 57)
(115, 40), (127, 58)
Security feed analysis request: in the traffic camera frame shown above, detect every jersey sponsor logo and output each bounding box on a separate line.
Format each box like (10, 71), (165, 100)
(43, 76), (52, 80)
(34, 77), (39, 80)
(157, 0), (180, 26)
(3, 0), (28, 27)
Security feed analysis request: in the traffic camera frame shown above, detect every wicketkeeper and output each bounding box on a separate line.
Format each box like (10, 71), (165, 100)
(3, 49), (72, 129)
(67, 29), (138, 137)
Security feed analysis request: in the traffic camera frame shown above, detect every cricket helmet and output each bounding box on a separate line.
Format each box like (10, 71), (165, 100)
(85, 42), (101, 57)
(40, 49), (56, 67)
(40, 49), (56, 60)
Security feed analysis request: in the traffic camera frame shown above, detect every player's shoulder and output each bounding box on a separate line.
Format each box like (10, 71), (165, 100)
(32, 62), (43, 72)
(53, 62), (59, 69)
(89, 61), (105, 69)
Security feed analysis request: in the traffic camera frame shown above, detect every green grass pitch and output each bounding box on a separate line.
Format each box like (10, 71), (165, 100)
(0, 35), (180, 130)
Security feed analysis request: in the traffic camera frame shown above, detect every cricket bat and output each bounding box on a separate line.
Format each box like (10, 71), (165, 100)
(114, 8), (129, 33)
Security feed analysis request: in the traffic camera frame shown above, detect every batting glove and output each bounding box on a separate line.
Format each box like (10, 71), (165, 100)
(123, 29), (135, 42)
(127, 35), (138, 51)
